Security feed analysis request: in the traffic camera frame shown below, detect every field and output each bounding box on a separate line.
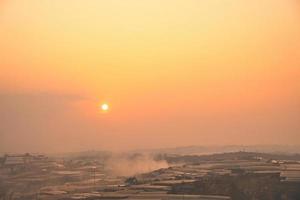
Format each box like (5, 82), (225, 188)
(1, 151), (300, 200)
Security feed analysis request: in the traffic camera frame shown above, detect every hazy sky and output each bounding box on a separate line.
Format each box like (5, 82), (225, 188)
(1, 0), (300, 153)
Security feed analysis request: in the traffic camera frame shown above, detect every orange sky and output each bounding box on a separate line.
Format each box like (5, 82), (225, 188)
(0, 0), (300, 153)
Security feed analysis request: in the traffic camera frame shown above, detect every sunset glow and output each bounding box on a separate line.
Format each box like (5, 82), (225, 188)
(0, 0), (299, 153)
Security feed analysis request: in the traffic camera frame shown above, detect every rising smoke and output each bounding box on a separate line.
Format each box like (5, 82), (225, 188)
(104, 153), (168, 176)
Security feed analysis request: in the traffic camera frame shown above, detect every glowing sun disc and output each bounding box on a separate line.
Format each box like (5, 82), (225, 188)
(100, 103), (109, 111)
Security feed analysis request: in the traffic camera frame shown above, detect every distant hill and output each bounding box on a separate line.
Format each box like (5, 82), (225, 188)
(158, 151), (300, 164)
(133, 145), (300, 155)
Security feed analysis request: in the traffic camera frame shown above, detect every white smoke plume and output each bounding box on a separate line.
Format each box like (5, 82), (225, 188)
(104, 153), (168, 176)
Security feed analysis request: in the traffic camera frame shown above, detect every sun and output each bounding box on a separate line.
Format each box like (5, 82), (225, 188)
(100, 103), (109, 112)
